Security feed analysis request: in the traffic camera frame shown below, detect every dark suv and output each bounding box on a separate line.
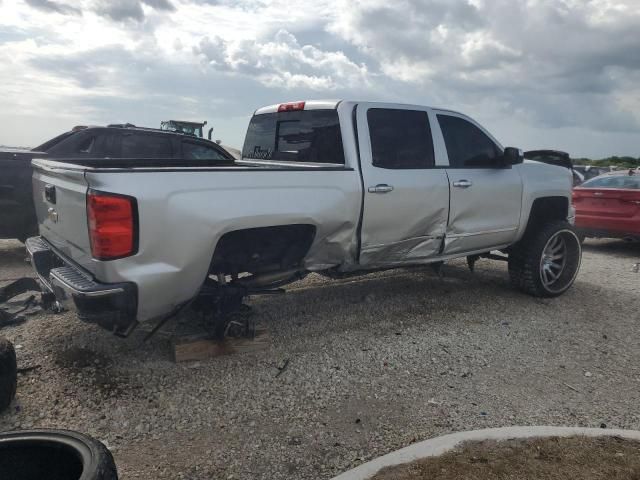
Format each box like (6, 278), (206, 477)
(44, 126), (233, 162)
(0, 126), (235, 241)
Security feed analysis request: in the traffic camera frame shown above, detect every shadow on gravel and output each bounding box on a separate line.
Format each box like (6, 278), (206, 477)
(582, 239), (640, 258)
(0, 240), (31, 281)
(254, 261), (637, 339)
(54, 346), (140, 396)
(38, 254), (638, 364)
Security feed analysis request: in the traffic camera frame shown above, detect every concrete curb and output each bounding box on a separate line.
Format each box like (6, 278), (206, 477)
(331, 426), (640, 480)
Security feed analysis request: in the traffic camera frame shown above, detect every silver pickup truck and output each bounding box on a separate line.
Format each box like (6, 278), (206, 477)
(26, 100), (582, 337)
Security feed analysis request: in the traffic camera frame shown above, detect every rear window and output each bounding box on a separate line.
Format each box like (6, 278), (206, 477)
(242, 110), (345, 164)
(33, 131), (76, 152)
(46, 131), (97, 156)
(581, 175), (640, 189)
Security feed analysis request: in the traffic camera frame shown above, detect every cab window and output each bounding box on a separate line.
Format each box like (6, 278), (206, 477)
(367, 108), (434, 169)
(437, 115), (501, 168)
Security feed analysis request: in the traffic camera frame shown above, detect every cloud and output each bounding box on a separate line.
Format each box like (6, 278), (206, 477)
(326, 0), (640, 132)
(29, 46), (137, 89)
(194, 29), (369, 90)
(142, 0), (175, 11)
(92, 0), (144, 22)
(1, 0), (639, 156)
(91, 0), (175, 22)
(24, 0), (81, 15)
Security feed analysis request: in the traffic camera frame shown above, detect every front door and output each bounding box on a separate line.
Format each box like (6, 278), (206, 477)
(434, 112), (523, 255)
(357, 104), (450, 266)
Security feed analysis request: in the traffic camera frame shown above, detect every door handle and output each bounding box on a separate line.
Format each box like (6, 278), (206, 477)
(45, 184), (56, 203)
(368, 184), (394, 194)
(453, 179), (472, 188)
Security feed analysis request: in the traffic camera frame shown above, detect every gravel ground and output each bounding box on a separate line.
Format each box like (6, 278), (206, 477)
(0, 238), (639, 479)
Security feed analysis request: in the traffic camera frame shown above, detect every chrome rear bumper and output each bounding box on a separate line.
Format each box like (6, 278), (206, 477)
(25, 236), (138, 337)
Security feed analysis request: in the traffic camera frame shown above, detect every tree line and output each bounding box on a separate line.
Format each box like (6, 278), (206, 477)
(573, 156), (640, 169)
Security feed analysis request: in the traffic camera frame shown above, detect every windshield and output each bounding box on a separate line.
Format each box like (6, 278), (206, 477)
(32, 131), (76, 152)
(242, 110), (345, 164)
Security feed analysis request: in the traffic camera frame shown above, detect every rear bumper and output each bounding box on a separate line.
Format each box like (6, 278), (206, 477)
(25, 236), (138, 336)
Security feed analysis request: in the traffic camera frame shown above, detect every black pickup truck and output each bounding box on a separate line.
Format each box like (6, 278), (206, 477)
(0, 148), (44, 241)
(0, 126), (234, 242)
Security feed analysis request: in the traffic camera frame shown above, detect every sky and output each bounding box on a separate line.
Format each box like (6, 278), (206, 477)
(0, 0), (638, 157)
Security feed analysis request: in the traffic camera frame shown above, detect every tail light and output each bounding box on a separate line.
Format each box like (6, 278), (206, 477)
(87, 190), (137, 260)
(278, 101), (305, 112)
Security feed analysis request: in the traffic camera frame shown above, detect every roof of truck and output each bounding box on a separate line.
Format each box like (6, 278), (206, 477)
(253, 100), (465, 117)
(254, 100), (342, 115)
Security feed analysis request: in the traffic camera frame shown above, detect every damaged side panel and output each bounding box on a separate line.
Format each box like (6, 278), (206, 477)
(354, 102), (451, 268)
(83, 168), (362, 322)
(358, 170), (450, 266)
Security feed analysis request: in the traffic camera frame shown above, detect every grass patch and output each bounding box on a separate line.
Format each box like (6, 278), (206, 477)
(372, 436), (640, 479)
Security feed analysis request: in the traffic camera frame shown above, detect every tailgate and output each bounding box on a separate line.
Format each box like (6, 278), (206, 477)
(573, 188), (640, 218)
(32, 159), (95, 272)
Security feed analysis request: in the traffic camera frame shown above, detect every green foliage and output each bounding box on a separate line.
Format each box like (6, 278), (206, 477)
(573, 156), (640, 169)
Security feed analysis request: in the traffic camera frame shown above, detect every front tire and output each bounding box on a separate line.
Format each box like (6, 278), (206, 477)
(509, 221), (582, 297)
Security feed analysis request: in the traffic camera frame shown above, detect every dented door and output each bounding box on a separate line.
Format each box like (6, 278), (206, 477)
(356, 104), (450, 266)
(434, 112), (523, 254)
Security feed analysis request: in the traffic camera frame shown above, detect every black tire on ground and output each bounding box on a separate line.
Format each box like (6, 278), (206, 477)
(508, 221), (582, 297)
(0, 337), (17, 412)
(0, 429), (118, 480)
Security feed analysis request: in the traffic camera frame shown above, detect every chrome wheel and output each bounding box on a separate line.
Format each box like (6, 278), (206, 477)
(540, 233), (567, 289)
(538, 230), (580, 294)
(509, 221), (582, 297)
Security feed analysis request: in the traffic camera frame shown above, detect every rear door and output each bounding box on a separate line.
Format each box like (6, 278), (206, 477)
(434, 112), (523, 255)
(356, 104), (450, 266)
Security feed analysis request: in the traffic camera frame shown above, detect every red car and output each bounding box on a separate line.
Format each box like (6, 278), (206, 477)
(573, 170), (640, 241)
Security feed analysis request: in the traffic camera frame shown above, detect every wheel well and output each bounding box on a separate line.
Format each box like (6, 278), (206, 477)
(524, 197), (569, 235)
(209, 225), (316, 276)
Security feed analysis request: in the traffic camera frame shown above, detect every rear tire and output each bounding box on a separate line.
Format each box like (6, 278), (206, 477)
(509, 221), (582, 297)
(0, 337), (17, 412)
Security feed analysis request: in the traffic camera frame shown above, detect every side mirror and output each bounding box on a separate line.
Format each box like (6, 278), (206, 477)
(503, 147), (524, 166)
